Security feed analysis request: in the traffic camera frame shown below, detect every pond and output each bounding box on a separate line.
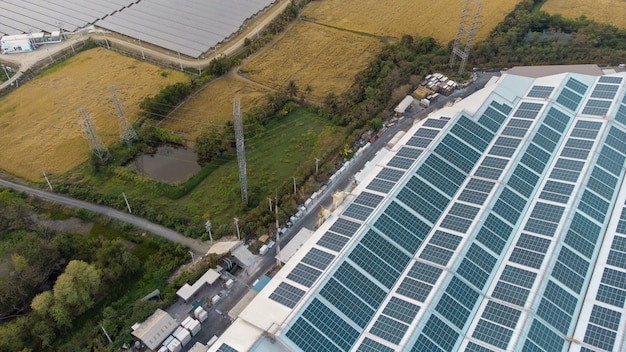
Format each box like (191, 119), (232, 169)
(128, 145), (202, 184)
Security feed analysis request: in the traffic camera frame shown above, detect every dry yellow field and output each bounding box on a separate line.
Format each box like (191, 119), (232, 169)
(302, 0), (521, 43)
(542, 0), (626, 28)
(160, 77), (270, 139)
(242, 22), (383, 100)
(0, 48), (187, 181)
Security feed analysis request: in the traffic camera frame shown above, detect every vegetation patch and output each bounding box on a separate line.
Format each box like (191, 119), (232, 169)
(242, 21), (383, 100)
(541, 0), (626, 28)
(160, 77), (271, 139)
(302, 0), (520, 43)
(0, 47), (187, 181)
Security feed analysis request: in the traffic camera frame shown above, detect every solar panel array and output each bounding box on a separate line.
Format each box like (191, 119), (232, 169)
(0, 0), (275, 57)
(261, 74), (626, 352)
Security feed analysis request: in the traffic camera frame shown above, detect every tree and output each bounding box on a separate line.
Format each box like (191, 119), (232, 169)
(287, 80), (299, 99)
(53, 260), (101, 318)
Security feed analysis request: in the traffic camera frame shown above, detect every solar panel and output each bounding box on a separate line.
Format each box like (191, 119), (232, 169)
(377, 168), (405, 182)
(440, 215), (473, 233)
(500, 265), (537, 289)
(422, 119), (449, 129)
(566, 77), (589, 94)
(537, 298), (572, 334)
(317, 231), (350, 252)
(459, 189), (489, 205)
(414, 128), (441, 139)
(397, 277), (433, 302)
(397, 147), (423, 160)
(382, 297), (421, 324)
(429, 231), (463, 250)
(216, 343), (239, 352)
(334, 262), (386, 308)
(319, 279), (375, 329)
(472, 320), (513, 350)
(466, 178), (496, 193)
(501, 127), (528, 137)
(343, 204), (374, 221)
(419, 245), (454, 265)
(509, 248), (545, 269)
(599, 76), (623, 84)
(269, 282), (305, 308)
(482, 301), (521, 329)
(388, 156), (414, 169)
(357, 338), (395, 352)
(435, 293), (471, 329)
(301, 248), (335, 270)
(406, 136), (433, 148)
(407, 261), (443, 284)
(557, 88), (582, 111)
(367, 178), (395, 193)
(492, 281), (530, 306)
(287, 263), (322, 287)
(301, 298), (360, 349)
(354, 192), (384, 208)
(516, 233), (551, 253)
(583, 324), (617, 351)
(527, 85), (555, 98)
(370, 315), (408, 344)
(329, 218), (361, 237)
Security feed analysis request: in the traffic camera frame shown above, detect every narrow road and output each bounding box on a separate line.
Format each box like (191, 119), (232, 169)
(0, 179), (210, 254)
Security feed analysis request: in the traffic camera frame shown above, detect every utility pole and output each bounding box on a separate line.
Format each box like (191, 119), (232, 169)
(102, 30), (110, 49)
(234, 217), (241, 241)
(42, 170), (53, 191)
(315, 158), (320, 174)
(189, 250), (196, 270)
(122, 192), (132, 213)
(275, 193), (281, 267)
(233, 98), (248, 205)
(138, 39), (145, 59)
(111, 85), (138, 145)
(79, 106), (111, 164)
(293, 177), (297, 195)
(268, 197), (273, 212)
(101, 324), (113, 344)
(205, 220), (213, 244)
(177, 51), (183, 71)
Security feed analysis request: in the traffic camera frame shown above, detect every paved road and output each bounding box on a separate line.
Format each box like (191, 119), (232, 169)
(0, 178), (210, 254)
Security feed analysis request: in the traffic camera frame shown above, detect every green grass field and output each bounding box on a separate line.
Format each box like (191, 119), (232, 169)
(165, 108), (344, 225)
(73, 108), (344, 231)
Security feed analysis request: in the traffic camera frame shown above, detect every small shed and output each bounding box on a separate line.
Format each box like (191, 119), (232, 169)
(394, 95), (414, 116)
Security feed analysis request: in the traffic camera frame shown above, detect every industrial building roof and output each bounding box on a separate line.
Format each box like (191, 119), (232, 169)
(210, 67), (626, 352)
(131, 308), (177, 351)
(0, 0), (275, 57)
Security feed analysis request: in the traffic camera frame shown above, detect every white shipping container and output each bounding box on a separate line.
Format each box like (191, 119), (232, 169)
(174, 326), (191, 346)
(158, 346), (169, 352)
(187, 318), (202, 336)
(181, 316), (194, 329)
(225, 279), (234, 288)
(167, 338), (182, 352)
(194, 307), (208, 322)
(197, 309), (208, 322)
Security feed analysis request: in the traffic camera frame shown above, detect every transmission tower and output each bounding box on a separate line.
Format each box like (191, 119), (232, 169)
(233, 98), (248, 205)
(110, 85), (138, 145)
(79, 106), (111, 164)
(449, 0), (482, 74)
